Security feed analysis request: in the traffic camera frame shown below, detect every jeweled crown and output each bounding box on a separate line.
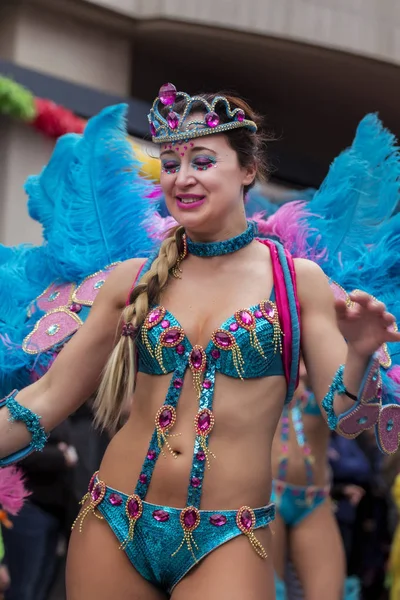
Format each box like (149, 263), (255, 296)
(148, 83), (257, 144)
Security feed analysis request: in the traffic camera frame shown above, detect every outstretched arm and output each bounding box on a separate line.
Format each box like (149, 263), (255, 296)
(296, 258), (400, 425)
(0, 258), (144, 460)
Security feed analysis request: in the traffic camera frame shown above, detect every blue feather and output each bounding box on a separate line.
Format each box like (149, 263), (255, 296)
(307, 113), (400, 266)
(25, 104), (155, 281)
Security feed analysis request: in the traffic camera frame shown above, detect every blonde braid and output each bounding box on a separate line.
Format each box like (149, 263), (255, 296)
(94, 226), (184, 433)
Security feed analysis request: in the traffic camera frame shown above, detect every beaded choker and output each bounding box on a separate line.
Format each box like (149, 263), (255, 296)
(186, 222), (255, 257)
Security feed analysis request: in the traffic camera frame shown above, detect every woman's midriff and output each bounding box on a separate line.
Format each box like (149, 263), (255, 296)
(98, 371), (286, 510)
(271, 412), (330, 487)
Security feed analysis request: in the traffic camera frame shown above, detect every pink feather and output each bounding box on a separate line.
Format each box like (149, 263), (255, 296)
(143, 211), (178, 241)
(251, 202), (326, 261)
(0, 466), (30, 515)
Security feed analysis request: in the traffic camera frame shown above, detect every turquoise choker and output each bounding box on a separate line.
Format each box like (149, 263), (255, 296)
(186, 222), (255, 257)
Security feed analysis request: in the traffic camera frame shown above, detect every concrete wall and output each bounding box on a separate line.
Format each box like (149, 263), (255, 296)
(0, 3), (133, 245)
(85, 0), (400, 66)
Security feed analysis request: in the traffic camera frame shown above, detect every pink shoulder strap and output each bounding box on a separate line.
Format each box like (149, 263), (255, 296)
(258, 239), (300, 391)
(126, 260), (146, 306)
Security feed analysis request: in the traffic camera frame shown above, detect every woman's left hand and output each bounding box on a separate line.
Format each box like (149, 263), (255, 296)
(335, 291), (400, 358)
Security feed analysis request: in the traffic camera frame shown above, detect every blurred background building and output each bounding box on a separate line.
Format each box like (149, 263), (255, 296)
(1, 0), (400, 245)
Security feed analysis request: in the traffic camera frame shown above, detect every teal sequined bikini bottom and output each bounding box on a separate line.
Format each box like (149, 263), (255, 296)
(271, 479), (329, 528)
(79, 475), (275, 593)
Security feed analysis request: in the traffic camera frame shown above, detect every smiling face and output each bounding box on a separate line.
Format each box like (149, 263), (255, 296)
(159, 132), (256, 237)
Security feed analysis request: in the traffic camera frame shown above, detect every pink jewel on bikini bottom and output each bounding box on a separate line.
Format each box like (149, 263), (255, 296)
(109, 493), (123, 506)
(153, 509), (170, 522)
(120, 494), (143, 550)
(236, 506), (267, 559)
(376, 404), (400, 454)
(210, 514), (227, 526)
(337, 403), (380, 437)
(171, 507), (201, 560)
(72, 479), (106, 533)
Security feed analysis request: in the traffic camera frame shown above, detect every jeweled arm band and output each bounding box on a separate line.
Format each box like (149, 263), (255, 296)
(0, 389), (48, 466)
(322, 354), (382, 436)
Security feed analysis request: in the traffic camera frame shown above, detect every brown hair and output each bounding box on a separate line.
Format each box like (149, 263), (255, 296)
(94, 91), (267, 432)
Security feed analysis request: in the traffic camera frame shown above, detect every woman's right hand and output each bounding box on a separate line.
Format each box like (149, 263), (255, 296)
(0, 258), (144, 460)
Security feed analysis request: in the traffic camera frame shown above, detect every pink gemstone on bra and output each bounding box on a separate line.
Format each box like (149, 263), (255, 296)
(240, 509), (253, 531)
(69, 303), (82, 313)
(190, 348), (204, 370)
(109, 493), (123, 506)
(127, 498), (140, 518)
(173, 378), (183, 389)
(196, 451), (206, 461)
(183, 509), (198, 529)
(148, 309), (161, 324)
(202, 379), (211, 389)
(211, 349), (220, 359)
(153, 509), (169, 522)
(214, 331), (233, 348)
(147, 450), (156, 460)
(198, 410), (211, 433)
(264, 301), (275, 319)
(210, 514), (227, 527)
(161, 320), (170, 329)
(164, 329), (181, 345)
(159, 408), (173, 429)
(254, 309), (263, 318)
(239, 311), (254, 326)
(191, 477), (201, 488)
(139, 474), (147, 484)
(229, 322), (239, 332)
(150, 123), (157, 137)
(176, 344), (185, 355)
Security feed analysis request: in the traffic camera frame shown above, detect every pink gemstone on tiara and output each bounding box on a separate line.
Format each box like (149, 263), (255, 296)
(205, 111), (220, 128)
(159, 83), (177, 106)
(167, 111), (179, 130)
(236, 109), (245, 122)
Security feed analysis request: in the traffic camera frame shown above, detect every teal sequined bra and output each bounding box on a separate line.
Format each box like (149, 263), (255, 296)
(137, 292), (284, 382)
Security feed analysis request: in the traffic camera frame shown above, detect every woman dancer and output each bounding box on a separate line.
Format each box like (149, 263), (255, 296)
(0, 84), (397, 600)
(272, 360), (345, 600)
